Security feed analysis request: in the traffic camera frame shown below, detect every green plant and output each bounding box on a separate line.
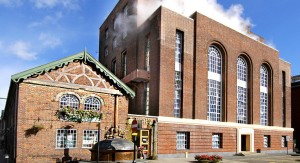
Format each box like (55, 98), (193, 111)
(25, 124), (44, 137)
(55, 107), (102, 123)
(194, 154), (222, 162)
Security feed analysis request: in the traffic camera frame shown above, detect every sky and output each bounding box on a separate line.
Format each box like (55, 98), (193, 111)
(0, 0), (300, 112)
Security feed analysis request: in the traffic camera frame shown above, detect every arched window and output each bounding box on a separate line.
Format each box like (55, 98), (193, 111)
(237, 57), (248, 124)
(260, 65), (268, 126)
(207, 46), (222, 121)
(84, 97), (101, 111)
(59, 94), (79, 109)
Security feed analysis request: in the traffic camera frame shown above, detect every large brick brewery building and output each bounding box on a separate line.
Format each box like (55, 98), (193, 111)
(2, 51), (134, 162)
(99, 0), (293, 157)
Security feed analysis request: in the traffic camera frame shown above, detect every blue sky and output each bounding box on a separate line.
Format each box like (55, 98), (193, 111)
(0, 0), (300, 111)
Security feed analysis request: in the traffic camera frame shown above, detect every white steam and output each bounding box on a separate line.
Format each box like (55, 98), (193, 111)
(137, 0), (260, 40)
(112, 0), (273, 47)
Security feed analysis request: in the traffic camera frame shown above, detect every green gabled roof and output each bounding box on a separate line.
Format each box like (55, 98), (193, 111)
(11, 51), (135, 98)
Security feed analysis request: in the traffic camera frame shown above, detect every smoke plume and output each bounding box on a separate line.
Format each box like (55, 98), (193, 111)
(137, 0), (260, 40)
(112, 0), (273, 47)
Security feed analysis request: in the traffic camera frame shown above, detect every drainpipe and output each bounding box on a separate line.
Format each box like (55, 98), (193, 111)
(114, 95), (119, 128)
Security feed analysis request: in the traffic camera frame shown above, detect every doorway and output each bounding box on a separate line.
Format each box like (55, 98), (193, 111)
(241, 135), (250, 151)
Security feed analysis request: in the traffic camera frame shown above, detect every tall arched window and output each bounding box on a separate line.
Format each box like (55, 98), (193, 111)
(59, 94), (79, 109)
(237, 57), (248, 124)
(207, 46), (222, 121)
(84, 97), (101, 111)
(260, 65), (268, 126)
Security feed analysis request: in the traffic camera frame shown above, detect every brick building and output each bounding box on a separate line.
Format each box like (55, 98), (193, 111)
(2, 51), (134, 162)
(292, 75), (300, 149)
(99, 0), (293, 157)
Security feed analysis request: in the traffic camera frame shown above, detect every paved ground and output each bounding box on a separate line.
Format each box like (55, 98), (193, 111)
(146, 153), (300, 163)
(1, 149), (300, 163)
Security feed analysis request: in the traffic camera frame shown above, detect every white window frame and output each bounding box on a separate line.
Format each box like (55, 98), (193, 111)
(212, 133), (222, 149)
(176, 132), (189, 150)
(84, 97), (101, 111)
(207, 46), (222, 121)
(82, 130), (99, 148)
(59, 94), (79, 109)
(281, 136), (287, 148)
(264, 135), (270, 148)
(260, 66), (268, 126)
(56, 129), (77, 149)
(237, 57), (248, 124)
(174, 31), (183, 118)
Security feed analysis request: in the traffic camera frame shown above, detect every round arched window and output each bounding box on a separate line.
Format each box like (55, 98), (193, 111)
(59, 94), (79, 109)
(84, 97), (101, 111)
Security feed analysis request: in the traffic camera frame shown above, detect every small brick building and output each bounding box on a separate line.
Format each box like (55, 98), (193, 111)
(2, 51), (134, 162)
(99, 0), (293, 158)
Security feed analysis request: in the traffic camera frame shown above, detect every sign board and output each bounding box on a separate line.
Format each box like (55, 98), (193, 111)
(287, 136), (290, 141)
(131, 119), (138, 132)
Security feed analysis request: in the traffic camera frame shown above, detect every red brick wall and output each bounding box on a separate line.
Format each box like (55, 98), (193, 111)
(193, 12), (281, 125)
(279, 60), (291, 127)
(16, 62), (129, 162)
(158, 7), (194, 118)
(157, 123), (293, 155)
(254, 129), (293, 151)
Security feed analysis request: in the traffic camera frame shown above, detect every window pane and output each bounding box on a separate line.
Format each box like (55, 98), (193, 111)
(207, 46), (222, 121)
(174, 31), (183, 118)
(176, 132), (189, 149)
(56, 129), (77, 149)
(84, 97), (101, 111)
(212, 133), (222, 149)
(260, 66), (268, 126)
(83, 130), (99, 148)
(59, 94), (79, 109)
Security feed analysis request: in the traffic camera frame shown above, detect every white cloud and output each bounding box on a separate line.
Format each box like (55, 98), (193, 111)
(31, 0), (80, 10)
(39, 33), (62, 48)
(0, 0), (22, 7)
(8, 41), (37, 60)
(28, 12), (63, 28)
(136, 0), (260, 41)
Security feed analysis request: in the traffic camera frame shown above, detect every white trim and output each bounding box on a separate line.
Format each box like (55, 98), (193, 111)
(157, 116), (294, 132)
(237, 80), (247, 88)
(237, 128), (254, 152)
(260, 86), (268, 93)
(175, 62), (181, 71)
(208, 72), (221, 81)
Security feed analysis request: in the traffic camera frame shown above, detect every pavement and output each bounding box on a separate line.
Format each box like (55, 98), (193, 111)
(1, 149), (300, 163)
(146, 153), (300, 163)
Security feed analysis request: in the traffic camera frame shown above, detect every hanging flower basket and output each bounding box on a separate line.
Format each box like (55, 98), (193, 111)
(25, 124), (44, 137)
(55, 107), (102, 123)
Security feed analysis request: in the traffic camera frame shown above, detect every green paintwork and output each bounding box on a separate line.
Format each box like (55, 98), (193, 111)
(11, 51), (135, 98)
